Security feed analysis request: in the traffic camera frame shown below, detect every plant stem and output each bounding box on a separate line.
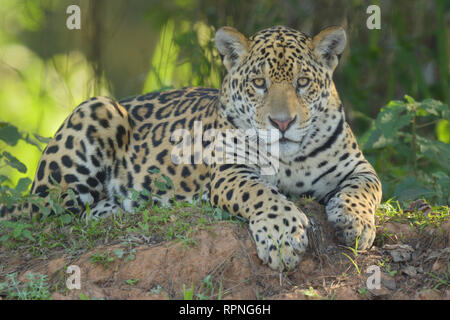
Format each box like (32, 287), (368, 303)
(411, 113), (418, 177)
(416, 120), (439, 129)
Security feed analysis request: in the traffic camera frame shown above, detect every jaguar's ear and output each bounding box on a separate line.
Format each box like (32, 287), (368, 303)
(215, 27), (249, 72)
(312, 26), (346, 71)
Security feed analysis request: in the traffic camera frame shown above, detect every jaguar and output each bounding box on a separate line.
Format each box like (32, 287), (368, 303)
(1, 25), (382, 271)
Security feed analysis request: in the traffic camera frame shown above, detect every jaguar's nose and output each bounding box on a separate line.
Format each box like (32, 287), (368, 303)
(268, 115), (297, 133)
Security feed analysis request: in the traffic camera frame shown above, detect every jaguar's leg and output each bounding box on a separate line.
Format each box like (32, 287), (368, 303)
(210, 163), (309, 271)
(28, 96), (132, 218)
(325, 160), (382, 250)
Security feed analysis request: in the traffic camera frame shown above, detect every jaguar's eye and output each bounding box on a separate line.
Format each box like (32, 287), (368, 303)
(252, 78), (266, 90)
(296, 77), (310, 89)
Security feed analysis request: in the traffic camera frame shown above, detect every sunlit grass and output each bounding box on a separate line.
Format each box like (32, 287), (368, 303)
(376, 198), (449, 230)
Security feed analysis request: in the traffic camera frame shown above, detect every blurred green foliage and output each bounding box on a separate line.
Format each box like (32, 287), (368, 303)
(362, 96), (449, 204)
(0, 0), (448, 205)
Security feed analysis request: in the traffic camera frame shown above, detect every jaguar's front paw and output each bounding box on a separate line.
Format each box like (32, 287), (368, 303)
(326, 195), (376, 250)
(249, 206), (309, 271)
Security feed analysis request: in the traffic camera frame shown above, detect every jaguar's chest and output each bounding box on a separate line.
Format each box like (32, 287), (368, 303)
(265, 139), (356, 201)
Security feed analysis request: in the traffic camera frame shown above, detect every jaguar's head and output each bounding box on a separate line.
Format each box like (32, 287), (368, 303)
(215, 25), (346, 159)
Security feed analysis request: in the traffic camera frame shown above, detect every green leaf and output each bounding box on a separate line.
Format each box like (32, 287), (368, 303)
(0, 124), (20, 146)
(129, 189), (140, 201)
(148, 167), (160, 174)
(60, 214), (72, 225)
(85, 201), (91, 216)
(161, 175), (174, 189)
(15, 178), (31, 193)
(125, 250), (136, 262)
(40, 206), (51, 216)
(67, 189), (79, 206)
(436, 120), (450, 143)
(395, 187), (434, 201)
(377, 105), (411, 139)
(13, 225), (24, 238)
(2, 151), (27, 173)
(364, 128), (394, 149)
(364, 101), (412, 150)
(417, 135), (450, 171)
(114, 249), (125, 259)
(419, 99), (449, 119)
(0, 175), (9, 184)
(22, 229), (35, 241)
(154, 180), (167, 191)
(394, 177), (434, 201)
(404, 95), (417, 104)
(183, 283), (194, 300)
(126, 278), (139, 286)
(141, 189), (151, 198)
(433, 172), (450, 189)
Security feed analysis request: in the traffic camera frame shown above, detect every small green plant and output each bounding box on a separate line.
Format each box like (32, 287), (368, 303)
(182, 283), (195, 300)
(195, 292), (209, 300)
(79, 293), (90, 300)
(79, 293), (103, 300)
(426, 267), (449, 290)
(302, 287), (319, 298)
(385, 264), (398, 277)
(138, 209), (151, 235)
(90, 251), (115, 268)
(0, 220), (34, 243)
(125, 278), (140, 286)
(194, 274), (221, 300)
(148, 167), (174, 193)
(114, 248), (136, 262)
(125, 248), (136, 261)
(0, 122), (50, 214)
(341, 236), (361, 275)
(341, 252), (361, 275)
(358, 287), (369, 296)
(217, 281), (223, 300)
(0, 272), (51, 300)
(113, 249), (125, 259)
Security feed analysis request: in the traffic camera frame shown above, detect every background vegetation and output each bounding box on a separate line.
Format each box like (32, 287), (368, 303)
(0, 0), (449, 206)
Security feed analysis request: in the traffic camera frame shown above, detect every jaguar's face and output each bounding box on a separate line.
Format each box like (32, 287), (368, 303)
(215, 25), (346, 159)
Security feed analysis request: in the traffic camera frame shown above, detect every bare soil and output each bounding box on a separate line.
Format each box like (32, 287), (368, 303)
(1, 200), (449, 300)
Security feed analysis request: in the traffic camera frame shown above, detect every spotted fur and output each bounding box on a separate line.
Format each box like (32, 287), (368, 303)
(1, 26), (382, 271)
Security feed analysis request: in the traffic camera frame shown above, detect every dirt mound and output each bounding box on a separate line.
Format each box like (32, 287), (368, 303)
(1, 201), (449, 300)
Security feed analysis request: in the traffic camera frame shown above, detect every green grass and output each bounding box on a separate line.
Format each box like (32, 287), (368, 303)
(0, 272), (51, 300)
(181, 275), (224, 300)
(341, 236), (362, 275)
(1, 178), (447, 263)
(0, 187), (239, 261)
(1, 196), (447, 262)
(90, 251), (116, 268)
(376, 199), (449, 230)
(426, 264), (449, 290)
